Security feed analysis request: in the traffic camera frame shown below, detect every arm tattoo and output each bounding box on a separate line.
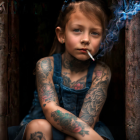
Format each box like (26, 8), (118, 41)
(29, 131), (46, 140)
(38, 82), (58, 107)
(36, 58), (59, 106)
(79, 67), (110, 126)
(36, 58), (52, 83)
(79, 83), (107, 126)
(62, 72), (86, 90)
(51, 110), (89, 137)
(40, 59), (52, 77)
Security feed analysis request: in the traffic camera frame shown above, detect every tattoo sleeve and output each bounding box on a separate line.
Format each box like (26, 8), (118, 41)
(36, 58), (59, 107)
(51, 110), (89, 137)
(79, 65), (111, 127)
(36, 58), (103, 139)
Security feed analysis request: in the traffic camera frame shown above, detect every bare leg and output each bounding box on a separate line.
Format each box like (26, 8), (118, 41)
(22, 119), (52, 140)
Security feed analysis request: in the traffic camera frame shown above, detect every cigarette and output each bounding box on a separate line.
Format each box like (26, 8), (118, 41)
(86, 50), (95, 61)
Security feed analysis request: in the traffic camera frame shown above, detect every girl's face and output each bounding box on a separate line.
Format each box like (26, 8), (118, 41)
(63, 9), (103, 61)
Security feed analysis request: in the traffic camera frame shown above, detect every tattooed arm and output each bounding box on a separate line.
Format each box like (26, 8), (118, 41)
(65, 63), (111, 140)
(36, 57), (103, 140)
(79, 62), (111, 128)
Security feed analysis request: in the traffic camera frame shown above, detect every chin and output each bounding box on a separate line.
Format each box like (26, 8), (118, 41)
(75, 55), (90, 61)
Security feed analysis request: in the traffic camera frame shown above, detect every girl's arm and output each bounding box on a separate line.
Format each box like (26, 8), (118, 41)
(64, 63), (111, 140)
(79, 62), (111, 128)
(36, 57), (103, 140)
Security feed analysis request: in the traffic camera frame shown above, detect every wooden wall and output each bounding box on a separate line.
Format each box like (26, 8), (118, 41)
(1, 0), (140, 140)
(0, 0), (19, 139)
(0, 0), (8, 139)
(125, 11), (140, 139)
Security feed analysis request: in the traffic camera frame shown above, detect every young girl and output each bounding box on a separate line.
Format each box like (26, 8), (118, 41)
(8, 0), (115, 140)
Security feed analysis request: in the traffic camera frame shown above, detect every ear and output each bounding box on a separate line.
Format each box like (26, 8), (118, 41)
(55, 27), (65, 44)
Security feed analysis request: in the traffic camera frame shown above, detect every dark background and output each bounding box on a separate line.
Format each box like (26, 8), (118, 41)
(19, 0), (125, 139)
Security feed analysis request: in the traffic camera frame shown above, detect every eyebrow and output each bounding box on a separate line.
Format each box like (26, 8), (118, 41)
(72, 24), (102, 30)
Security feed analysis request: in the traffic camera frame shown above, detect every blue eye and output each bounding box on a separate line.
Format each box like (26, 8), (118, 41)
(73, 29), (81, 32)
(91, 32), (99, 35)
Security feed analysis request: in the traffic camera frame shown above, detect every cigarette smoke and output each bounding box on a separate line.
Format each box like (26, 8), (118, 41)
(96, 0), (140, 59)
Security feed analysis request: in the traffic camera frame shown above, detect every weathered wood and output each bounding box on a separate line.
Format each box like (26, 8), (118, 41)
(0, 0), (19, 139)
(0, 116), (7, 139)
(125, 11), (140, 140)
(0, 0), (8, 139)
(7, 0), (19, 126)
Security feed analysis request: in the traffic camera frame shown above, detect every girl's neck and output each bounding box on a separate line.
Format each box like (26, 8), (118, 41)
(62, 52), (90, 74)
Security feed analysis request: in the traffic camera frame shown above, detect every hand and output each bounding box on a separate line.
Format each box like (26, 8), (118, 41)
(65, 135), (76, 140)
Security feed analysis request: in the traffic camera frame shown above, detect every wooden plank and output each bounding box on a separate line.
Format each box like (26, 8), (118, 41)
(0, 1), (8, 116)
(8, 0), (19, 124)
(0, 0), (19, 139)
(0, 116), (7, 140)
(0, 1), (8, 139)
(125, 11), (140, 140)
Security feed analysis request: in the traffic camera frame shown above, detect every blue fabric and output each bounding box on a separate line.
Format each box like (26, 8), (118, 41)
(8, 124), (27, 140)
(94, 121), (114, 140)
(51, 53), (114, 140)
(51, 53), (96, 140)
(8, 53), (114, 140)
(52, 53), (95, 117)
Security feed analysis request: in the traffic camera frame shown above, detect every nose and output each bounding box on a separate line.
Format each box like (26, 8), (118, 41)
(81, 32), (90, 45)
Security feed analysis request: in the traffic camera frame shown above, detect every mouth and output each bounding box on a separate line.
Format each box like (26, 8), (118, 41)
(78, 48), (88, 53)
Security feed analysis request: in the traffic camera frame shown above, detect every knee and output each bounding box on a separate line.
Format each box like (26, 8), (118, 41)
(26, 119), (52, 133)
(23, 119), (52, 140)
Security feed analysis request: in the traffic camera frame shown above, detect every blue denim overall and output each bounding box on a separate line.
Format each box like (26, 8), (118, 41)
(8, 53), (114, 140)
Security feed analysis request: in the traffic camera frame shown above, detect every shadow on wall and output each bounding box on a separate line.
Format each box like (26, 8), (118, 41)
(100, 27), (125, 140)
(19, 0), (63, 121)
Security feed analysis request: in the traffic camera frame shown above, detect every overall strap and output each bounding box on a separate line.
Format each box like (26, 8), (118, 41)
(86, 60), (96, 88)
(52, 53), (62, 77)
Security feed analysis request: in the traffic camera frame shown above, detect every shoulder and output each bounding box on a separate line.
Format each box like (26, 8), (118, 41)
(92, 60), (111, 84)
(36, 56), (54, 77)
